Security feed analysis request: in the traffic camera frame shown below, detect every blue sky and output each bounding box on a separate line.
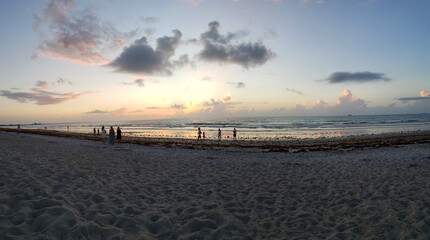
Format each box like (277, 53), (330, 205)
(0, 0), (429, 123)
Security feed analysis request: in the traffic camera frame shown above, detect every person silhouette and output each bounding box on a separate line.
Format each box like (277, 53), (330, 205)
(233, 128), (237, 140)
(101, 126), (107, 144)
(218, 128), (221, 141)
(109, 126), (115, 145)
(117, 127), (122, 144)
(197, 127), (202, 144)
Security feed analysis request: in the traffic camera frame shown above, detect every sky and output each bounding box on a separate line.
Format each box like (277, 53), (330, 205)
(0, 0), (429, 123)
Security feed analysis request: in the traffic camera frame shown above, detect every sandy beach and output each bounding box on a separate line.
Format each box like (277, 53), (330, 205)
(1, 131), (429, 239)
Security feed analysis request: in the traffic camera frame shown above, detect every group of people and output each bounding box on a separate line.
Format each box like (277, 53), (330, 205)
(97, 126), (122, 145)
(197, 127), (237, 143)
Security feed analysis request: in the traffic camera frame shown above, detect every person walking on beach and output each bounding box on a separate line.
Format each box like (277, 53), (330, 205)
(218, 128), (221, 141)
(109, 126), (115, 145)
(17, 124), (20, 134)
(197, 127), (202, 144)
(97, 129), (100, 135)
(233, 128), (237, 140)
(101, 126), (107, 144)
(117, 127), (122, 144)
(93, 128), (96, 135)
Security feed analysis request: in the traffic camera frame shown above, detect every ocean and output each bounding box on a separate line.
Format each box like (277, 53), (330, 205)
(5, 114), (430, 140)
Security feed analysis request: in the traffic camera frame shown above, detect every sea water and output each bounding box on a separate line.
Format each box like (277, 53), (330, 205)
(6, 114), (430, 140)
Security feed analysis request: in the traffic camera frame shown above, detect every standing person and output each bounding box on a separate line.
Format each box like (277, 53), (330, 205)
(109, 126), (115, 145)
(17, 124), (20, 134)
(101, 126), (107, 144)
(97, 129), (100, 135)
(203, 132), (206, 140)
(197, 127), (202, 144)
(93, 128), (96, 135)
(67, 126), (69, 131)
(117, 127), (122, 144)
(233, 128), (237, 140)
(218, 128), (221, 141)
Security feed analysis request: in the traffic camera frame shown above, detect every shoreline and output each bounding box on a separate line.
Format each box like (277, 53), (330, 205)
(1, 127), (430, 151)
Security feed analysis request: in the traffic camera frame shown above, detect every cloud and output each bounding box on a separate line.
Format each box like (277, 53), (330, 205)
(199, 21), (274, 68)
(336, 89), (366, 106)
(84, 107), (131, 114)
(171, 104), (187, 109)
(202, 99), (223, 106)
(85, 109), (109, 114)
(35, 81), (50, 90)
(396, 90), (430, 102)
(227, 82), (245, 88)
(34, 0), (130, 65)
(397, 97), (430, 101)
(314, 99), (329, 108)
(0, 80), (93, 105)
(56, 77), (73, 85)
(325, 71), (391, 84)
(0, 89), (91, 105)
(285, 88), (303, 95)
(108, 30), (188, 75)
(121, 79), (145, 87)
(222, 95), (232, 103)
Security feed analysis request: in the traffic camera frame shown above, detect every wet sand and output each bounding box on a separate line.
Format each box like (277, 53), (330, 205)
(0, 130), (429, 239)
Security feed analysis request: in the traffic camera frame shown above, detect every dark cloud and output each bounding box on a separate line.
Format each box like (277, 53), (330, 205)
(285, 88), (303, 95)
(325, 71), (391, 84)
(171, 104), (187, 109)
(84, 107), (129, 114)
(56, 77), (73, 85)
(108, 30), (188, 75)
(121, 79), (145, 87)
(227, 82), (245, 88)
(147, 106), (163, 110)
(199, 21), (274, 68)
(0, 80), (92, 105)
(34, 0), (132, 65)
(85, 110), (109, 114)
(35, 81), (50, 90)
(397, 97), (430, 101)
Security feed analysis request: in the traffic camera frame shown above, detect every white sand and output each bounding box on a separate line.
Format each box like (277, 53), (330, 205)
(0, 131), (429, 239)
